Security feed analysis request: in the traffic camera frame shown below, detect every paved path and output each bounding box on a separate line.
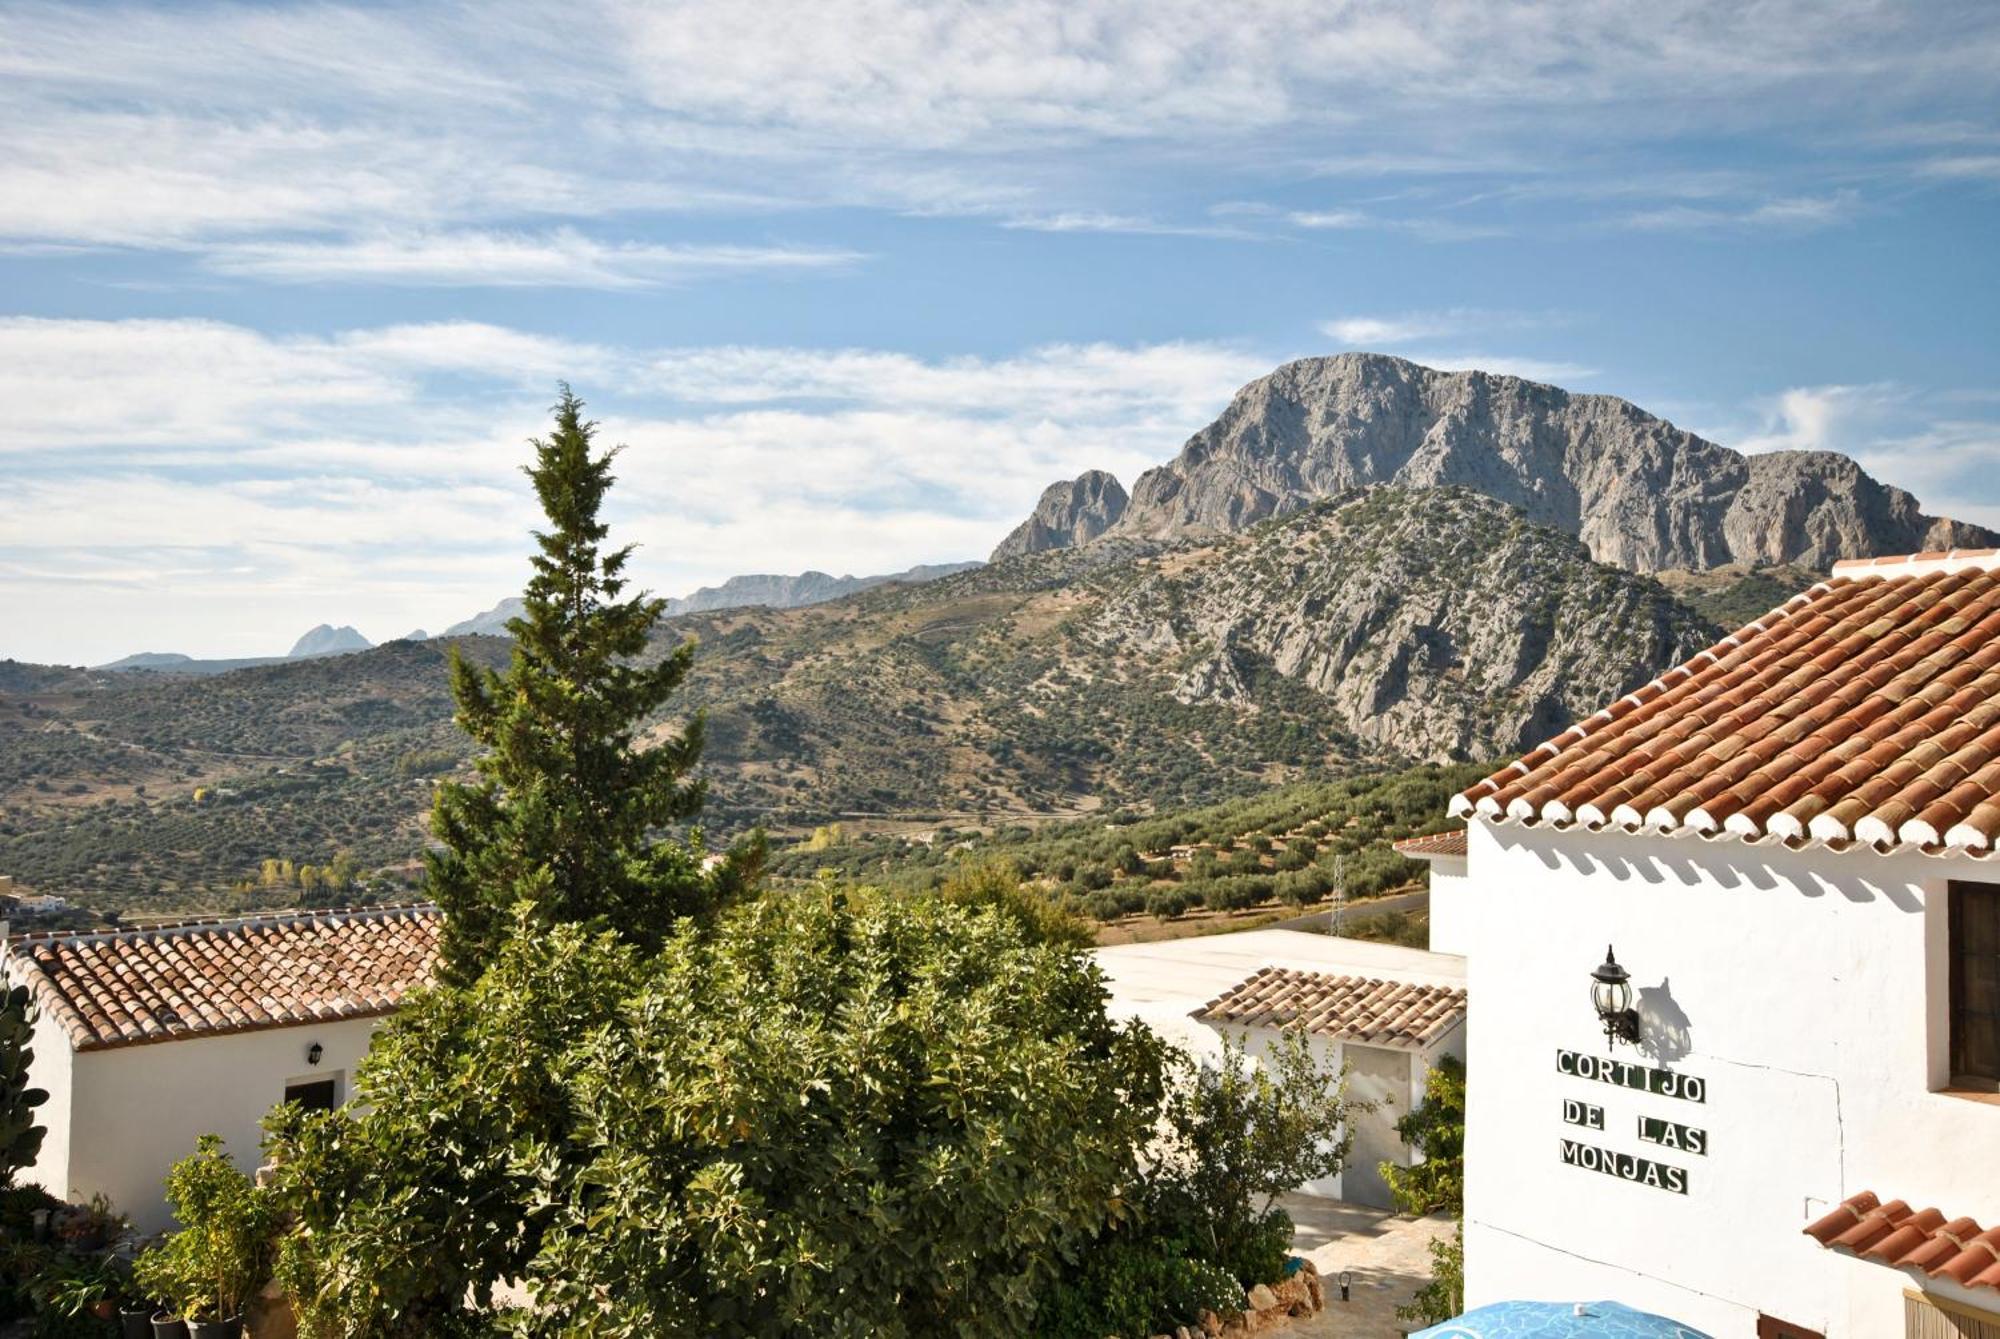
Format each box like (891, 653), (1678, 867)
(1280, 1194), (1455, 1337)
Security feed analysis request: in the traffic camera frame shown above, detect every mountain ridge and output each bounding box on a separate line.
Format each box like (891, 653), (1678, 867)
(444, 560), (983, 637)
(1006, 353), (1992, 573)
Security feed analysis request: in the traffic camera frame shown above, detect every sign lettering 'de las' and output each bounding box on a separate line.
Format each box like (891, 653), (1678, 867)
(1555, 1049), (1706, 1103)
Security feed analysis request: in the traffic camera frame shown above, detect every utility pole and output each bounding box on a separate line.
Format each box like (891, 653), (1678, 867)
(1331, 853), (1345, 938)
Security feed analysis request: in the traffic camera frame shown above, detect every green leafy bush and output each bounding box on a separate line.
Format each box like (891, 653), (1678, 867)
(134, 1135), (270, 1324)
(0, 984), (48, 1188)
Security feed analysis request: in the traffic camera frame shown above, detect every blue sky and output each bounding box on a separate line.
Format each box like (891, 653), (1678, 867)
(3, 0), (1998, 664)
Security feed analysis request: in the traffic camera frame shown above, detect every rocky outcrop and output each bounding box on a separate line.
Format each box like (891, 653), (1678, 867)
(1082, 486), (1718, 759)
(990, 470), (1129, 561)
(1016, 353), (1995, 573)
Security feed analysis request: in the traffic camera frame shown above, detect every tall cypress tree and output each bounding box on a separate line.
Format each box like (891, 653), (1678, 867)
(429, 387), (760, 982)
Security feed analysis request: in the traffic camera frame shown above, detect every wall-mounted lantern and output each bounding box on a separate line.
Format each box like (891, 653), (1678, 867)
(1590, 945), (1641, 1048)
(306, 1041), (324, 1067)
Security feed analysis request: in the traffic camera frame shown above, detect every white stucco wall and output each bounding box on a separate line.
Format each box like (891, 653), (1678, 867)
(53, 1016), (385, 1233)
(1424, 855), (1473, 956)
(1459, 818), (2000, 1337)
(16, 992), (75, 1208)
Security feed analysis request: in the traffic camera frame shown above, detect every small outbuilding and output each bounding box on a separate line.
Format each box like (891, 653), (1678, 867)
(4, 904), (438, 1231)
(1094, 929), (1466, 1209)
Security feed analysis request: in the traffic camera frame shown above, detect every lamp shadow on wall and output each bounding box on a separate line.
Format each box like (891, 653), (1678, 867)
(1637, 978), (1693, 1065)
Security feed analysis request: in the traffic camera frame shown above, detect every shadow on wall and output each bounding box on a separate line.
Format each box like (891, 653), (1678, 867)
(1638, 978), (1693, 1065)
(1510, 828), (1922, 915)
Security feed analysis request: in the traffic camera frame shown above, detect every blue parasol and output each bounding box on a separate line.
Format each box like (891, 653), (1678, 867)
(1409, 1299), (1716, 1338)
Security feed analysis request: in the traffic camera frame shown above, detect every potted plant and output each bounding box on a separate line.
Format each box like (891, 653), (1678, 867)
(134, 1136), (271, 1339)
(42, 1250), (125, 1323)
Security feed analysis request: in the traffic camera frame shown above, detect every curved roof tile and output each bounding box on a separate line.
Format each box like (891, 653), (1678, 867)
(1451, 550), (2000, 855)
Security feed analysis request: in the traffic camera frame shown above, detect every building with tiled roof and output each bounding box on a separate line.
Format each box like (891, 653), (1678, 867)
(1431, 550), (2000, 1338)
(4, 905), (439, 1231)
(1195, 967), (1465, 1050)
(1093, 930), (1467, 1210)
(1393, 827), (1471, 954)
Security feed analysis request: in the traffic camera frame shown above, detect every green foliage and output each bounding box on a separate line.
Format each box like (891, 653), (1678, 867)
(1383, 1053), (1465, 1218)
(429, 388), (763, 981)
(134, 1135), (270, 1323)
(1143, 1029), (1356, 1286)
(268, 896), (1167, 1338)
(1034, 1238), (1242, 1339)
(933, 858), (1094, 948)
(1397, 1227), (1465, 1326)
(0, 984), (47, 1187)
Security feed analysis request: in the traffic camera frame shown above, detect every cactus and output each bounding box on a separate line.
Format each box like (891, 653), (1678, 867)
(0, 982), (48, 1186)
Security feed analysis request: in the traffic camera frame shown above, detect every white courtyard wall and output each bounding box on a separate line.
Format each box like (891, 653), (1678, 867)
(64, 1016), (384, 1232)
(1425, 857), (1474, 957)
(1459, 818), (2000, 1337)
(16, 997), (75, 1207)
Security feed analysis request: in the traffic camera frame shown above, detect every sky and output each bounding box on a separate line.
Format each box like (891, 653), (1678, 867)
(3, 0), (1999, 665)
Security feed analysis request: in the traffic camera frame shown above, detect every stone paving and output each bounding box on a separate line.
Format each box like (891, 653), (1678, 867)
(1276, 1194), (1455, 1337)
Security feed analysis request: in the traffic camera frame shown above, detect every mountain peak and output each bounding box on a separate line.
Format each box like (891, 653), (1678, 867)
(989, 354), (1995, 573)
(990, 470), (1129, 561)
(287, 624), (373, 659)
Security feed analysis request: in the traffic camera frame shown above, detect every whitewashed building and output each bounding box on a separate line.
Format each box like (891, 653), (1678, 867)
(1095, 929), (1466, 1208)
(4, 904), (438, 1232)
(1439, 549), (2000, 1338)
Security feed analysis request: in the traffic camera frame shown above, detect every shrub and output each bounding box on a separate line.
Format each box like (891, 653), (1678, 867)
(1146, 887), (1191, 920)
(0, 985), (47, 1189)
(268, 898), (1168, 1338)
(134, 1135), (270, 1324)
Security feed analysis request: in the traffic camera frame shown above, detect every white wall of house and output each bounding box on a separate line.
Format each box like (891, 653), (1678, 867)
(29, 1015), (385, 1233)
(1459, 818), (2000, 1338)
(18, 997), (74, 1208)
(1423, 854), (1472, 956)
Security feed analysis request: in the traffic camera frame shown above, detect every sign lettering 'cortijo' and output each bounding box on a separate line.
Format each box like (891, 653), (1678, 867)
(1556, 1049), (1706, 1103)
(1556, 1050), (1701, 1195)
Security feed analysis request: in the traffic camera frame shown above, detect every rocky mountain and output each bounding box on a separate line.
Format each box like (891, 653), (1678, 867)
(444, 561), (981, 636)
(1078, 487), (1714, 759)
(990, 470), (1129, 560)
(287, 625), (373, 659)
(3, 489), (1716, 910)
(1010, 354), (1990, 573)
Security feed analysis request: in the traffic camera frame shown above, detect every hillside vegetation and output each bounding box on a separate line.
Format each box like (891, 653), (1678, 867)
(1, 489), (1716, 912)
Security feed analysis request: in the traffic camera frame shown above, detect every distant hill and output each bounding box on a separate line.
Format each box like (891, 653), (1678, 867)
(96, 624), (377, 676)
(1, 490), (1713, 912)
(444, 561), (982, 636)
(288, 625), (373, 658)
(1003, 353), (1995, 573)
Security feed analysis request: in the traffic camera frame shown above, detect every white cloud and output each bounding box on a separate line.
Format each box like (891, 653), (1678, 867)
(998, 212), (1260, 239)
(1317, 309), (1566, 353)
(1287, 210), (1369, 229)
(202, 229), (865, 288)
(0, 1), (1994, 251)
(1621, 192), (1860, 232)
(0, 316), (1271, 662)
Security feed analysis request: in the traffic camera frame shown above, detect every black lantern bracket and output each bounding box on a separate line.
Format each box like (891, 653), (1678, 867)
(1590, 945), (1642, 1048)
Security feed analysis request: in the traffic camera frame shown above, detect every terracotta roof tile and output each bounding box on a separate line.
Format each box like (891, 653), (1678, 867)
(2, 905), (439, 1051)
(1393, 829), (1468, 859)
(1451, 550), (2000, 854)
(1806, 1191), (2000, 1292)
(1194, 966), (1465, 1049)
